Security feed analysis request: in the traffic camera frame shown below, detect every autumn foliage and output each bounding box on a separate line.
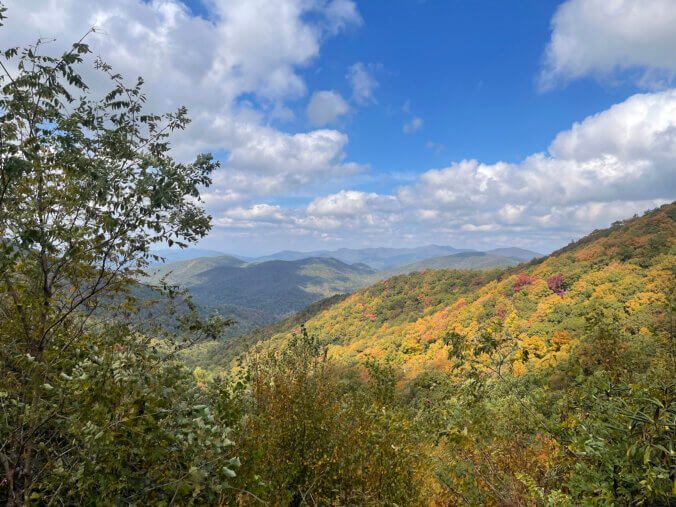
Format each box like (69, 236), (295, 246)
(229, 203), (676, 505)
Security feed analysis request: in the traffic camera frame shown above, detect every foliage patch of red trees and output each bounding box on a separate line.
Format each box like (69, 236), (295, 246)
(513, 273), (537, 291)
(547, 273), (566, 295)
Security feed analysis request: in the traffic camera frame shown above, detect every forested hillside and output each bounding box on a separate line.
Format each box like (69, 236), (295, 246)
(145, 249), (528, 338)
(486, 247), (542, 261)
(237, 204), (675, 379)
(146, 256), (375, 335)
(214, 203), (674, 505)
(378, 251), (522, 277)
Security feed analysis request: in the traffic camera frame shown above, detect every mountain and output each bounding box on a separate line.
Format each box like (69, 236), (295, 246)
(149, 248), (232, 265)
(146, 256), (376, 336)
(254, 245), (472, 270)
(181, 293), (350, 370)
(186, 257), (374, 316)
(485, 247), (541, 261)
(217, 203), (675, 373)
(253, 245), (541, 270)
(147, 248), (520, 337)
(252, 249), (327, 262)
(148, 254), (247, 286)
(378, 251), (523, 277)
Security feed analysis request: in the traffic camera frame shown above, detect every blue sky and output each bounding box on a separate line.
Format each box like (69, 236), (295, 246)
(7, 0), (676, 255)
(186, 0), (640, 190)
(293, 0), (638, 192)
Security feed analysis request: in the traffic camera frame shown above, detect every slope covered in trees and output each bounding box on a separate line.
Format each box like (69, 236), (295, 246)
(146, 255), (375, 336)
(378, 251), (522, 277)
(0, 24), (240, 504)
(146, 248), (535, 339)
(238, 203), (675, 380)
(218, 203), (674, 504)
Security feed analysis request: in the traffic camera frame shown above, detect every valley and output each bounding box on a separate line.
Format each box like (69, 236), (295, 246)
(186, 204), (675, 377)
(146, 245), (541, 338)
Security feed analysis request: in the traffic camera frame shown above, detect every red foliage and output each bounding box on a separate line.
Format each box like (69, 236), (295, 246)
(513, 273), (536, 292)
(363, 311), (377, 321)
(546, 273), (565, 295)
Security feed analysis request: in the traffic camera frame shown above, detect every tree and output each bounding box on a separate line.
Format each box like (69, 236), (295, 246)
(0, 6), (232, 503)
(229, 327), (425, 505)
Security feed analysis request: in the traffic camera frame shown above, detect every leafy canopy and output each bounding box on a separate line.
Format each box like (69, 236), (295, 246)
(0, 6), (234, 504)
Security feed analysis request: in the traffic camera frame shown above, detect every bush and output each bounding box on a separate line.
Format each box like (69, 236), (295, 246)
(227, 328), (426, 505)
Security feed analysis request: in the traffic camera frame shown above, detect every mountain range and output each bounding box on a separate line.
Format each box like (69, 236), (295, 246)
(149, 248), (230, 265)
(251, 245), (474, 269)
(188, 202), (675, 371)
(146, 245), (541, 337)
(151, 244), (541, 270)
(377, 251), (524, 278)
(146, 256), (376, 336)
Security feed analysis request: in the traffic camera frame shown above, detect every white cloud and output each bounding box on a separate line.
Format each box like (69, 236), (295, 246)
(499, 204), (527, 224)
(307, 190), (397, 215)
(323, 0), (363, 34)
(212, 90), (675, 252)
(549, 90), (676, 163)
(346, 62), (379, 104)
(200, 189), (246, 211)
(5, 1), (675, 254)
(1, 0), (362, 201)
(224, 204), (285, 221)
(401, 90), (676, 212)
(212, 128), (362, 198)
(306, 90), (350, 126)
(400, 90), (676, 233)
(403, 117), (423, 134)
(541, 0), (676, 89)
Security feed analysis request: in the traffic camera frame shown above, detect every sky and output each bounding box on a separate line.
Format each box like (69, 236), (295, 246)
(2, 0), (676, 256)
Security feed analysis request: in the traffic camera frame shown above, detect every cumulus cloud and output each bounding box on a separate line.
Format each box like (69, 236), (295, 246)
(307, 190), (398, 215)
(217, 204), (286, 223)
(1, 0), (362, 200)
(5, 1), (675, 254)
(403, 117), (423, 134)
(306, 90), (350, 126)
(540, 0), (676, 89)
(323, 0), (363, 33)
(347, 62), (379, 104)
(214, 90), (675, 252)
(396, 90), (676, 227)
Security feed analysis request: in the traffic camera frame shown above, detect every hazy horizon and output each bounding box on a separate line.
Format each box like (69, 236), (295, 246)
(152, 242), (546, 260)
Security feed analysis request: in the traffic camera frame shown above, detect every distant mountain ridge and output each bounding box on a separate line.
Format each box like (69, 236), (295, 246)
(208, 203), (675, 372)
(485, 247), (542, 261)
(148, 254), (247, 286)
(146, 256), (376, 336)
(378, 251), (522, 278)
(252, 245), (472, 269)
(146, 245), (541, 339)
(151, 244), (541, 270)
(149, 248), (232, 265)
